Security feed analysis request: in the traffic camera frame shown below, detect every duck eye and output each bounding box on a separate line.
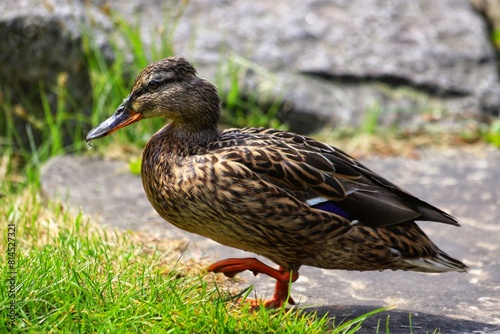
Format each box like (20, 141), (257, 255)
(148, 80), (160, 90)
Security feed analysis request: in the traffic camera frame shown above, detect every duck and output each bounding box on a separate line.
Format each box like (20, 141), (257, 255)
(86, 56), (468, 308)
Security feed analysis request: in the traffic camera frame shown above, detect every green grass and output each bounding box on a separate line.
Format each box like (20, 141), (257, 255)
(482, 117), (500, 148)
(216, 54), (287, 130)
(1, 187), (392, 332)
(492, 28), (500, 49)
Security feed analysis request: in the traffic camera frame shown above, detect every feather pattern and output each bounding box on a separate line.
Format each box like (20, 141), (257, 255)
(139, 122), (467, 273)
(86, 56), (467, 307)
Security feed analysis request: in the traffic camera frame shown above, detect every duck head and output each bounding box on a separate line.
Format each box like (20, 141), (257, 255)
(86, 56), (221, 141)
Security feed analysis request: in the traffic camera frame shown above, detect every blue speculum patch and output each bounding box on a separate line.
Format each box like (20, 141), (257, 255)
(311, 200), (353, 220)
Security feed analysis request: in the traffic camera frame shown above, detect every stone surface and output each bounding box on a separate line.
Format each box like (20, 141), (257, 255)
(0, 0), (109, 85)
(0, 0), (112, 147)
(41, 147), (500, 332)
(104, 0), (500, 132)
(2, 0), (499, 146)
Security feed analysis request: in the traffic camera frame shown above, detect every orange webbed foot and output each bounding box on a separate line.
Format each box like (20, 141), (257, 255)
(208, 257), (299, 309)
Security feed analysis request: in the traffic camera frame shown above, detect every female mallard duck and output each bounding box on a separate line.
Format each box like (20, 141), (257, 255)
(86, 56), (467, 308)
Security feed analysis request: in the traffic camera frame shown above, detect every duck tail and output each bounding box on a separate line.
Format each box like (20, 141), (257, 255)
(403, 248), (468, 273)
(415, 201), (461, 227)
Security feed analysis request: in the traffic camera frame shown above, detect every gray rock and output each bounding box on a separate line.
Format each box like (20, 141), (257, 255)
(41, 147), (500, 331)
(104, 0), (500, 132)
(2, 0), (499, 148)
(0, 0), (112, 147)
(0, 0), (109, 83)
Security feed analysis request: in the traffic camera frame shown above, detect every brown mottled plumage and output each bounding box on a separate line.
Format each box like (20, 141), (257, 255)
(86, 56), (468, 308)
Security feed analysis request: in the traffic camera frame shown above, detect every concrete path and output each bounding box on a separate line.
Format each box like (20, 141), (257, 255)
(40, 147), (500, 333)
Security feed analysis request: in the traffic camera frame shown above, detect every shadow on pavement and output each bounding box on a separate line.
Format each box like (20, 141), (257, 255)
(301, 305), (500, 333)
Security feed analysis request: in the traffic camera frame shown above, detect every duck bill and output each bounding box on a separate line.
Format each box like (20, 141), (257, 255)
(86, 103), (142, 141)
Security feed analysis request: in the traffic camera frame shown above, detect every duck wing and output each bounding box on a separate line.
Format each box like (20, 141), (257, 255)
(212, 128), (459, 228)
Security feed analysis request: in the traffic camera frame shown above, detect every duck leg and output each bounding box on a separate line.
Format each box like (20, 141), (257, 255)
(208, 257), (299, 308)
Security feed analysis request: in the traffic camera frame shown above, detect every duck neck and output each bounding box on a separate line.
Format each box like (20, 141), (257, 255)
(171, 122), (220, 147)
(153, 122), (220, 157)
